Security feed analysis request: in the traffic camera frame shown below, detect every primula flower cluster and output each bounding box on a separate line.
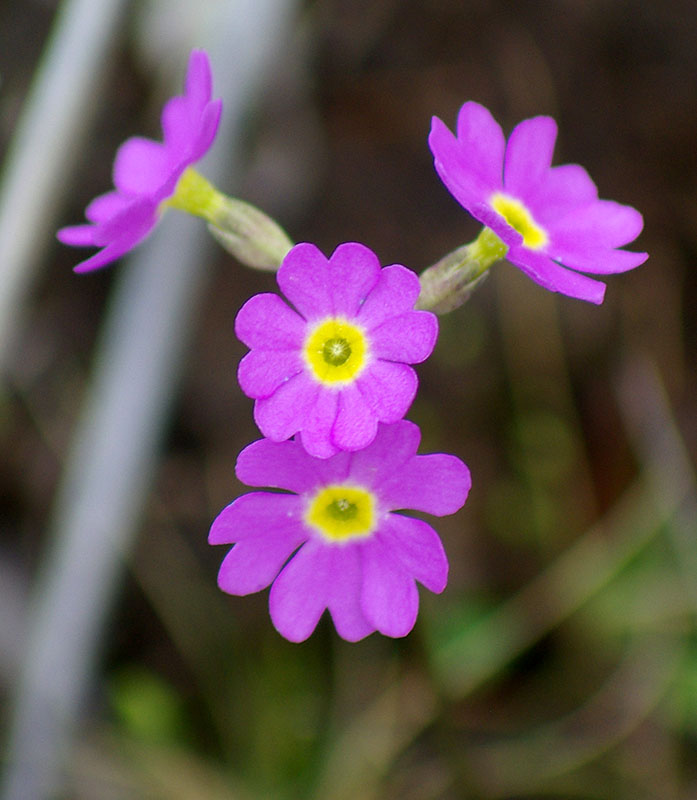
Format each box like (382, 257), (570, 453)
(59, 49), (648, 643)
(214, 240), (469, 641)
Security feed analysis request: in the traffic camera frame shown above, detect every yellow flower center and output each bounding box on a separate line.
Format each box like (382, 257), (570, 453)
(490, 192), (548, 250)
(305, 485), (376, 542)
(304, 318), (368, 385)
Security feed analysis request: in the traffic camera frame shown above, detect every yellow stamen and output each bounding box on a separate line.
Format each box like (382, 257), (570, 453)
(304, 318), (368, 385)
(490, 192), (548, 249)
(305, 485), (375, 542)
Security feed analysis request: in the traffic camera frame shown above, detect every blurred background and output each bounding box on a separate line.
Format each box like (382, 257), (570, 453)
(1, 0), (696, 798)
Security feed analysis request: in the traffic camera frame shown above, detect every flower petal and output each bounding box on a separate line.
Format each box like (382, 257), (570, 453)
(270, 540), (374, 642)
(308, 450), (353, 487)
(217, 528), (304, 595)
(184, 49), (213, 109)
(378, 514), (448, 593)
(369, 310), (438, 363)
(56, 224), (98, 247)
(360, 538), (419, 637)
(377, 453), (471, 515)
(455, 101), (506, 187)
(238, 349), (305, 399)
(326, 242), (381, 317)
(161, 96), (193, 154)
(355, 360), (417, 423)
(357, 264), (423, 329)
(163, 97), (222, 163)
(209, 492), (303, 543)
(429, 116), (501, 212)
(112, 137), (173, 197)
(546, 244), (648, 275)
(235, 292), (307, 350)
(85, 191), (132, 223)
(326, 548), (376, 642)
(253, 373), (318, 441)
(471, 202), (524, 248)
(235, 438), (325, 493)
(525, 163), (598, 225)
(299, 388), (340, 458)
(188, 98), (222, 161)
(269, 540), (328, 642)
(165, 50), (220, 161)
(504, 116), (557, 196)
(506, 246), (607, 304)
(331, 384), (379, 451)
(277, 242), (333, 321)
(346, 420), (421, 489)
(551, 199), (644, 250)
(95, 196), (159, 244)
(71, 234), (145, 273)
(58, 191), (144, 249)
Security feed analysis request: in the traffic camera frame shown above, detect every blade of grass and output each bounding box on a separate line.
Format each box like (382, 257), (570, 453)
(468, 631), (683, 797)
(616, 354), (697, 611)
(312, 354), (696, 800)
(455, 355), (696, 796)
(1, 3), (297, 798)
(0, 0), (129, 371)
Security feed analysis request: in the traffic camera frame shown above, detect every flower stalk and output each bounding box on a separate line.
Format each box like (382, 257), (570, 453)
(167, 168), (294, 271)
(416, 227), (507, 314)
(206, 197), (294, 272)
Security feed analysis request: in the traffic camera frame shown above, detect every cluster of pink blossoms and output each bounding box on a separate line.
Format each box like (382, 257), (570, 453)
(59, 50), (647, 642)
(223, 242), (470, 641)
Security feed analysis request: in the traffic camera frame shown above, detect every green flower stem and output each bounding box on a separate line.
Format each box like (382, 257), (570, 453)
(416, 227), (508, 314)
(166, 168), (293, 271)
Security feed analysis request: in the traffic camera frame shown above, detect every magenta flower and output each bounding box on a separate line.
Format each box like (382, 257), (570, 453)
(209, 420), (471, 642)
(429, 101), (648, 304)
(235, 241), (438, 459)
(57, 49), (222, 273)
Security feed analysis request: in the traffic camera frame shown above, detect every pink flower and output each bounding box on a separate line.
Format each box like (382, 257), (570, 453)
(429, 101), (648, 303)
(57, 49), (222, 272)
(209, 420), (471, 642)
(235, 241), (438, 459)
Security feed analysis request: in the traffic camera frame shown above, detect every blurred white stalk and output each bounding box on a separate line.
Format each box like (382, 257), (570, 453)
(616, 355), (697, 609)
(0, 0), (129, 370)
(1, 1), (297, 798)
